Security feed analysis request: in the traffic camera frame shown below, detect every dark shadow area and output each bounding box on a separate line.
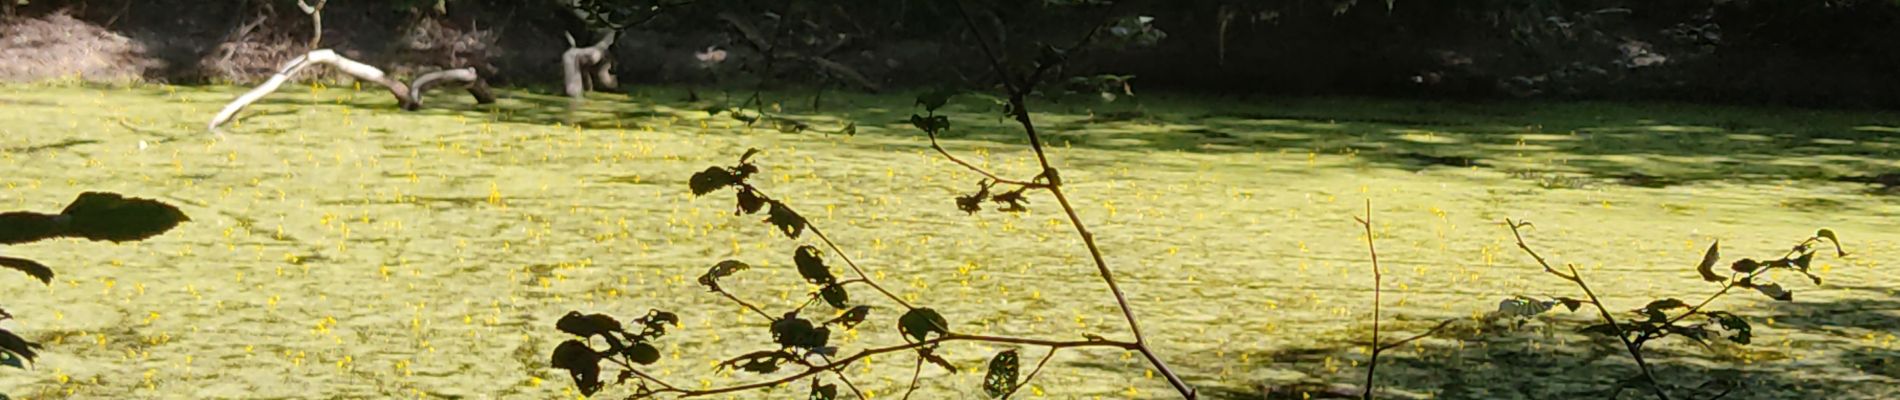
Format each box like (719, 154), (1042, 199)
(168, 78), (1900, 195)
(1147, 291), (1900, 399)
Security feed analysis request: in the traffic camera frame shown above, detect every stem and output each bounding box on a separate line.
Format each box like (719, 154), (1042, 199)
(949, 1), (1193, 397)
(1507, 220), (1670, 400)
(1358, 200), (1381, 400)
(1002, 348), (1060, 399)
(711, 286), (775, 322)
(1372, 317), (1461, 354)
(901, 355), (926, 400)
(809, 225), (915, 310)
(927, 128), (1049, 189)
(741, 184), (915, 310)
(816, 354), (869, 400)
(1567, 264), (1670, 400)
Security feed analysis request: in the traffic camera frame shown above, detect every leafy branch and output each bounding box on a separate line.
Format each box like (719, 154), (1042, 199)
(1503, 220), (1849, 400)
(945, 0), (1193, 397)
(1354, 200), (1383, 400)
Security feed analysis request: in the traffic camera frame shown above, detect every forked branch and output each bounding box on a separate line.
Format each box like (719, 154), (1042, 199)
(949, 0), (1194, 397)
(1506, 219), (1669, 400)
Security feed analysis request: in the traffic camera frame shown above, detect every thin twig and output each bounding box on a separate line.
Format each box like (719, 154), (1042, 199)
(1357, 200), (1382, 400)
(1002, 348), (1060, 399)
(949, 1), (1193, 397)
(901, 356), (925, 400)
(1507, 220), (1670, 400)
(926, 129), (1049, 189)
(817, 354), (869, 400)
(1372, 317), (1461, 354)
(809, 226), (915, 309)
(742, 184), (915, 310)
(711, 286), (776, 322)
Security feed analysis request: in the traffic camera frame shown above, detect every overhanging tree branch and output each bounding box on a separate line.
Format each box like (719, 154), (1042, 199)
(948, 1), (1194, 397)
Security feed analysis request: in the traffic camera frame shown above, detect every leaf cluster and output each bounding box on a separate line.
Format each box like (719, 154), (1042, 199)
(548, 309), (680, 397)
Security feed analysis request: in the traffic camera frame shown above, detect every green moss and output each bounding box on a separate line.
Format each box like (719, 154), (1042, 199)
(0, 84), (1894, 398)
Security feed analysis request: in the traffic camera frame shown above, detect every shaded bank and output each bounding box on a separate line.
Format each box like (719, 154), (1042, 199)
(2, 0), (1897, 108)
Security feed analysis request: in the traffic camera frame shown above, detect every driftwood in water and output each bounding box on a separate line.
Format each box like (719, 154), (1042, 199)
(207, 49), (414, 130)
(562, 31), (618, 99)
(408, 67), (496, 110)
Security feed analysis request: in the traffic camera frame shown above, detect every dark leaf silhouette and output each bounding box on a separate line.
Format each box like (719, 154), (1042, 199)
(809, 381), (838, 400)
(1791, 252), (1815, 271)
(825, 306), (873, 329)
(991, 188), (1031, 213)
(766, 201), (808, 239)
(1665, 325), (1713, 343)
(736, 189), (766, 215)
(1638, 298), (1687, 323)
(916, 89), (958, 112)
(719, 350), (796, 374)
(0, 328), (42, 364)
(690, 167), (737, 196)
(1707, 311), (1752, 344)
(699, 260), (752, 291)
(909, 115), (951, 135)
(983, 349), (1021, 398)
(899, 308), (950, 342)
(550, 340), (603, 396)
(1554, 297), (1584, 312)
(1748, 282), (1792, 301)
(795, 246), (834, 285)
(919, 346), (957, 373)
(1729, 258), (1760, 274)
(557, 312), (623, 338)
(59, 192), (190, 243)
(626, 342), (661, 365)
(1695, 241), (1724, 282)
(772, 313), (831, 350)
(1643, 299), (1688, 311)
(640, 310), (680, 338)
(0, 256), (54, 285)
(957, 193), (988, 215)
(1817, 229), (1847, 257)
(820, 283), (850, 309)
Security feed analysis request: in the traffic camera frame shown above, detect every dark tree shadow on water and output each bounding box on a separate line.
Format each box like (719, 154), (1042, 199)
(1153, 291), (1900, 400)
(1056, 286), (1900, 398)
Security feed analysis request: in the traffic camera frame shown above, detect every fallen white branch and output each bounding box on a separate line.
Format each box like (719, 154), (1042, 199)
(408, 67), (497, 110)
(207, 49), (415, 131)
(562, 31), (617, 99)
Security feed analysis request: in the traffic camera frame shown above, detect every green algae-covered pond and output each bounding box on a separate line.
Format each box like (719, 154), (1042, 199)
(1, 84), (1896, 399)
